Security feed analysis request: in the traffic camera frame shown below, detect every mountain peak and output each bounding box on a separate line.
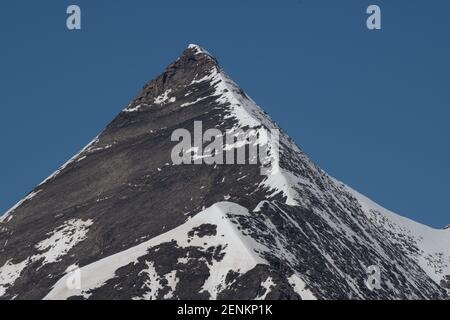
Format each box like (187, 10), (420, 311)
(187, 43), (210, 55)
(130, 45), (219, 107)
(1, 45), (449, 300)
(182, 43), (218, 65)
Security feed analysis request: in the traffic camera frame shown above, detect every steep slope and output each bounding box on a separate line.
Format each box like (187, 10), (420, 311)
(348, 187), (450, 291)
(0, 45), (448, 300)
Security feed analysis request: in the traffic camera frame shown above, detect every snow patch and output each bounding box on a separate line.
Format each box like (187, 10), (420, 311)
(0, 259), (30, 297)
(36, 219), (94, 264)
(188, 44), (213, 57)
(0, 218), (92, 296)
(163, 271), (179, 299)
(288, 274), (317, 300)
(124, 104), (144, 113)
(154, 89), (175, 105)
(138, 262), (163, 300)
(255, 276), (275, 300)
(44, 202), (268, 300)
(180, 96), (209, 108)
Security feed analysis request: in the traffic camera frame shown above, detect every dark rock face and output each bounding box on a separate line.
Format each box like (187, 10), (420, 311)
(0, 45), (448, 300)
(441, 276), (450, 289)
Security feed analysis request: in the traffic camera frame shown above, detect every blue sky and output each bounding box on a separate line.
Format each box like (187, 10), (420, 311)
(0, 0), (449, 228)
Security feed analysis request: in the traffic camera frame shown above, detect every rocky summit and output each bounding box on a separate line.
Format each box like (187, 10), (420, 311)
(0, 45), (449, 300)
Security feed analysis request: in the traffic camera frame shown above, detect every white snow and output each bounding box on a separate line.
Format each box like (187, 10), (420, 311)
(0, 218), (93, 296)
(76, 156), (87, 163)
(259, 169), (300, 206)
(124, 104), (144, 113)
(35, 219), (93, 264)
(138, 262), (164, 300)
(347, 186), (450, 286)
(212, 71), (270, 130)
(188, 44), (213, 57)
(162, 270), (179, 299)
(177, 257), (190, 265)
(255, 276), (275, 300)
(180, 96), (209, 108)
(154, 89), (175, 105)
(288, 274), (317, 300)
(44, 202), (268, 300)
(0, 259), (30, 297)
(192, 74), (214, 84)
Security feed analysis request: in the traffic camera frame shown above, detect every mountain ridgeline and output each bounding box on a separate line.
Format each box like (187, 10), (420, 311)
(0, 45), (449, 300)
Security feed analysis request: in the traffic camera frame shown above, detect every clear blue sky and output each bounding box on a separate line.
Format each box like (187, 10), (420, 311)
(1, 0), (449, 228)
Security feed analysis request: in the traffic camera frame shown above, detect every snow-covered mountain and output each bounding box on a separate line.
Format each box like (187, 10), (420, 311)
(1, 45), (449, 300)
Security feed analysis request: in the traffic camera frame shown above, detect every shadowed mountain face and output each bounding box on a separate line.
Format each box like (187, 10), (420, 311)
(0, 45), (449, 300)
